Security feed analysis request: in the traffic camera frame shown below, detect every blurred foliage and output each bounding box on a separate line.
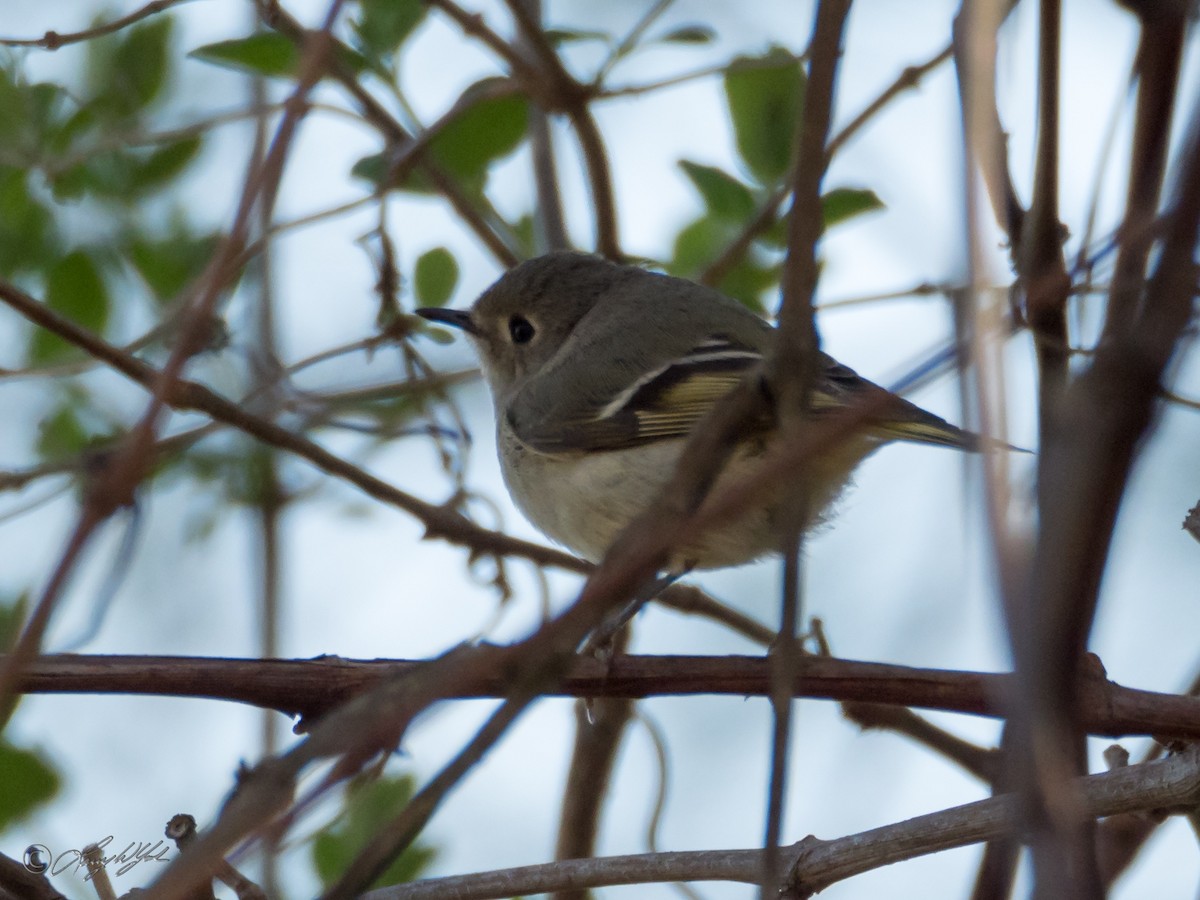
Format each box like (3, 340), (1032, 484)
(668, 49), (882, 311)
(0, 594), (61, 834)
(724, 46), (806, 186)
(351, 0), (427, 65)
(311, 773), (435, 891)
(352, 79), (531, 197)
(0, 740), (60, 833)
(414, 248), (460, 308)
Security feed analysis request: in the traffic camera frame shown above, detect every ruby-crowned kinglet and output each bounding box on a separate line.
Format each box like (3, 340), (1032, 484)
(419, 252), (976, 569)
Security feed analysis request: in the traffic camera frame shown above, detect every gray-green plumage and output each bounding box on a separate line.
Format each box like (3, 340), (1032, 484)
(419, 252), (975, 568)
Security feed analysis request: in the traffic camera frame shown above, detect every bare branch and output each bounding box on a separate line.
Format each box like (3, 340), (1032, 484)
(0, 0), (194, 49)
(16, 653), (1200, 740)
(349, 746), (1200, 900)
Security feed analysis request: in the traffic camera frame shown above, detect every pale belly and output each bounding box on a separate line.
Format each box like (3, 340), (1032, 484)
(497, 423), (856, 569)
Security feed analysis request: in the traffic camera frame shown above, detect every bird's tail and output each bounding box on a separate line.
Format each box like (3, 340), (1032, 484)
(874, 404), (1024, 453)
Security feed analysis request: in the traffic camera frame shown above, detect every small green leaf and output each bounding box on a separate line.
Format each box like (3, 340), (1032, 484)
(112, 18), (172, 111)
(679, 160), (756, 221)
(0, 166), (59, 276)
(668, 215), (724, 279)
(36, 404), (90, 460)
(28, 251), (110, 364)
(0, 741), (60, 832)
(190, 33), (300, 78)
(669, 214), (775, 312)
(821, 187), (884, 228)
(129, 227), (220, 303)
(88, 17), (173, 119)
(0, 66), (31, 148)
(544, 28), (612, 46)
(419, 323), (455, 344)
(350, 152), (389, 187)
(511, 213), (536, 257)
(0, 593), (29, 651)
(354, 0), (426, 58)
(191, 33), (366, 79)
(658, 25), (715, 45)
(425, 81), (529, 188)
(55, 137), (203, 203)
(133, 136), (203, 192)
(413, 248), (459, 308)
(724, 47), (805, 185)
(351, 151), (435, 194)
(355, 85), (526, 194)
(311, 775), (435, 890)
(718, 258), (777, 313)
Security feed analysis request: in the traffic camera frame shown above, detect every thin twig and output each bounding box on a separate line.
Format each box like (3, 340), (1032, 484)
(502, 0), (620, 258)
(347, 747), (1200, 900)
(763, 1), (853, 891)
(0, 0), (195, 48)
(0, 277), (582, 572)
(952, 0), (1025, 255)
(1010, 3), (1088, 893)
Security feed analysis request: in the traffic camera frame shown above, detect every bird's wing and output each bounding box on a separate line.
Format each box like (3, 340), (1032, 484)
(509, 336), (769, 453)
(510, 343), (975, 454)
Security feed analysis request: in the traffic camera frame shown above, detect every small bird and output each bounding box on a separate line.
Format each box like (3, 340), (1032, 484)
(419, 252), (976, 570)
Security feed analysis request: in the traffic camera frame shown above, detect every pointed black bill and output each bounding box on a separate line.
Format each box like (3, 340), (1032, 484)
(416, 307), (478, 335)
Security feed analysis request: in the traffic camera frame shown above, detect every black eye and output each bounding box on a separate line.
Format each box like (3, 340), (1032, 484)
(508, 315), (535, 344)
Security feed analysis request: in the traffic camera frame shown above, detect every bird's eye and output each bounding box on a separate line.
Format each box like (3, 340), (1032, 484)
(508, 315), (535, 344)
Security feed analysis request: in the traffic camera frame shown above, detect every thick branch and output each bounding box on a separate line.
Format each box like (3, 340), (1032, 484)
(15, 653), (1200, 739)
(350, 746), (1200, 900)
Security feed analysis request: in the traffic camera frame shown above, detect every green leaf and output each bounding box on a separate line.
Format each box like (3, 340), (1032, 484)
(668, 215), (724, 279)
(511, 212), (536, 257)
(36, 404), (90, 460)
(190, 33), (299, 78)
(669, 214), (774, 312)
(89, 17), (173, 119)
(425, 81), (529, 188)
(544, 28), (612, 46)
(0, 66), (31, 149)
(134, 136), (203, 192)
(350, 152), (389, 187)
(354, 0), (426, 58)
(723, 47), (805, 185)
(679, 160), (756, 221)
(0, 741), (60, 832)
(0, 593), (29, 652)
(53, 137), (203, 203)
(0, 166), (58, 276)
(658, 25), (715, 44)
(821, 187), (884, 228)
(28, 251), (111, 365)
(358, 85), (529, 194)
(190, 33), (366, 79)
(413, 248), (459, 307)
(129, 227), (220, 303)
(114, 18), (172, 110)
(718, 258), (777, 314)
(311, 775), (435, 890)
(419, 324), (455, 345)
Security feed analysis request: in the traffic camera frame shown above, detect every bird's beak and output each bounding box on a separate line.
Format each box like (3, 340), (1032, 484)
(416, 307), (478, 335)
